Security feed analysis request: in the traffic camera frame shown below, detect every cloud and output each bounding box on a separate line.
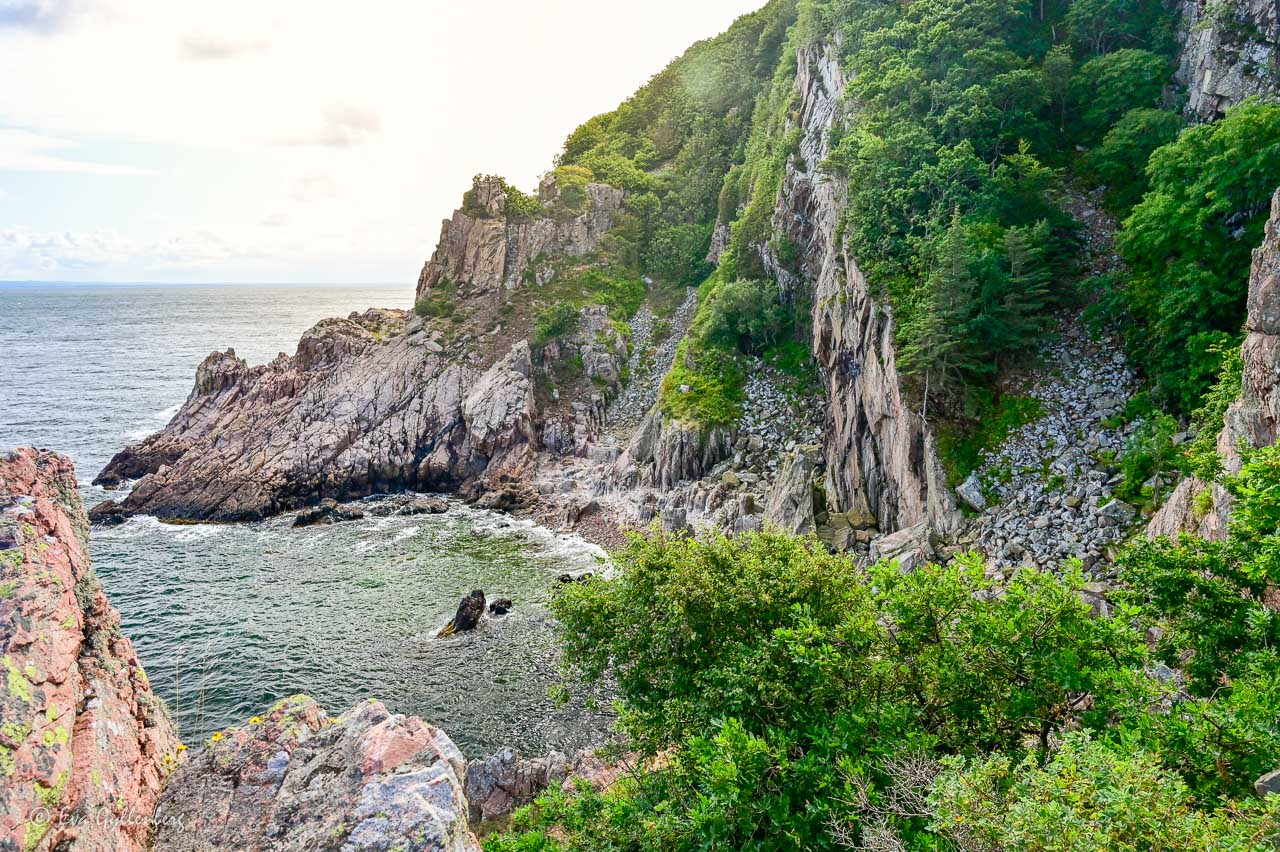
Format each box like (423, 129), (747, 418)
(0, 0), (84, 33)
(290, 172), (337, 203)
(276, 104), (381, 148)
(260, 212), (290, 228)
(0, 225), (240, 276)
(180, 32), (268, 61)
(0, 128), (154, 175)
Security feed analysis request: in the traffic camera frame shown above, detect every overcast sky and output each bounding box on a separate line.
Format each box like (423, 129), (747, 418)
(0, 0), (765, 284)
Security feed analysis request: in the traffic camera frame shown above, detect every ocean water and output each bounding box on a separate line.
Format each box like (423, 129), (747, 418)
(0, 283), (612, 756)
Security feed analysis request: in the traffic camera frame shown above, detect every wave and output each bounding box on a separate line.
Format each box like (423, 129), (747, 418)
(124, 402), (181, 442)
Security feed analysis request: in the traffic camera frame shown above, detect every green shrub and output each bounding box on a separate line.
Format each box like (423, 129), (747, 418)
(1117, 444), (1280, 696)
(1071, 49), (1170, 143)
(414, 278), (457, 319)
(463, 174), (544, 220)
(1084, 107), (1184, 214)
(930, 734), (1280, 850)
(658, 340), (745, 426)
(533, 304), (580, 346)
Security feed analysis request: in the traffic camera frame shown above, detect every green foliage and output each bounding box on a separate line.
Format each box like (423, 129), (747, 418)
(558, 0), (798, 253)
(463, 174), (543, 219)
(533, 303), (580, 347)
(1185, 345), (1243, 480)
(659, 339), (746, 426)
(693, 277), (786, 352)
(1116, 100), (1280, 413)
(1084, 108), (1184, 214)
(937, 390), (1045, 486)
(553, 532), (1142, 754)
(1118, 445), (1280, 690)
(414, 278), (457, 320)
(930, 733), (1280, 849)
(1071, 49), (1170, 142)
(1064, 0), (1178, 57)
(493, 439), (1280, 847)
(1112, 411), (1181, 505)
(548, 165), (594, 218)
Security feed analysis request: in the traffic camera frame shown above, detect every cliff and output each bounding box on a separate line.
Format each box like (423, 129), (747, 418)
(0, 448), (179, 852)
(767, 39), (961, 538)
(1177, 0), (1279, 119)
(417, 175), (623, 300)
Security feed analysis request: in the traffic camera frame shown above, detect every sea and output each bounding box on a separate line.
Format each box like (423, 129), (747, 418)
(0, 282), (612, 757)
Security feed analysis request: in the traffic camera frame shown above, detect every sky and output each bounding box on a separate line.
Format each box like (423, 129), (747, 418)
(0, 0), (766, 285)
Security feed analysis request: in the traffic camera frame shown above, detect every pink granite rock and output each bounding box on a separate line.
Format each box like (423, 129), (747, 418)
(0, 448), (180, 852)
(152, 696), (479, 851)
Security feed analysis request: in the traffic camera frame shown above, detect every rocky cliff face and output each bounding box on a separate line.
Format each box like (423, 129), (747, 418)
(153, 696), (478, 852)
(1177, 0), (1279, 119)
(417, 175), (622, 300)
(1150, 187), (1280, 538)
(0, 448), (179, 852)
(93, 310), (538, 522)
(763, 40), (962, 538)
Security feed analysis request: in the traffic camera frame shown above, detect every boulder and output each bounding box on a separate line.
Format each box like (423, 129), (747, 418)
(87, 497), (131, 526)
(1256, 768), (1280, 798)
(956, 474), (987, 512)
(292, 498), (366, 527)
(152, 697), (478, 851)
(465, 746), (633, 828)
(869, 522), (934, 572)
(0, 448), (180, 852)
(438, 590), (486, 638)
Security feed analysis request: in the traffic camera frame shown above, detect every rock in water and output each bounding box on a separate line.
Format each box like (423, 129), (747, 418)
(152, 696), (479, 851)
(0, 448), (180, 852)
(438, 590), (486, 637)
(292, 498), (366, 527)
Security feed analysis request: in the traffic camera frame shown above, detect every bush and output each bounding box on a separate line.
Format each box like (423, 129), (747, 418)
(414, 278), (457, 319)
(658, 340), (745, 426)
(533, 303), (580, 346)
(930, 734), (1280, 849)
(1117, 444), (1280, 696)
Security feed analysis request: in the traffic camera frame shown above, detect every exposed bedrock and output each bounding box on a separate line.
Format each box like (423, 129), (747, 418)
(93, 310), (537, 522)
(0, 448), (180, 852)
(417, 175), (623, 300)
(1176, 0), (1279, 120)
(153, 696), (479, 852)
(762, 39), (962, 537)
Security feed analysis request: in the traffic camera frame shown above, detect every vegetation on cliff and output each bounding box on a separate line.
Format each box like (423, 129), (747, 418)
(487, 445), (1280, 850)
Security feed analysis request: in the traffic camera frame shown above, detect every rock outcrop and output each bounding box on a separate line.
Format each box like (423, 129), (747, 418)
(93, 311), (539, 522)
(416, 175), (622, 299)
(464, 746), (630, 828)
(153, 696), (478, 852)
(1150, 187), (1280, 538)
(0, 448), (180, 852)
(1177, 0), (1279, 119)
(763, 39), (962, 538)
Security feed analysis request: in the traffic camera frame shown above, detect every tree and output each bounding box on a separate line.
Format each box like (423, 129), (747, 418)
(1118, 100), (1280, 412)
(1072, 49), (1169, 142)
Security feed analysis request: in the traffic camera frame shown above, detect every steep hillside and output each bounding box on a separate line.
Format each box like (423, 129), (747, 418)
(93, 0), (1279, 568)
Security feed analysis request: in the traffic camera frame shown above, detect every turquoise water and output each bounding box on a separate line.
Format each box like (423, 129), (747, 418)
(0, 283), (612, 755)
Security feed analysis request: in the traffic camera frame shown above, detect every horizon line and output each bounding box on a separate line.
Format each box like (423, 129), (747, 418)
(0, 280), (408, 287)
